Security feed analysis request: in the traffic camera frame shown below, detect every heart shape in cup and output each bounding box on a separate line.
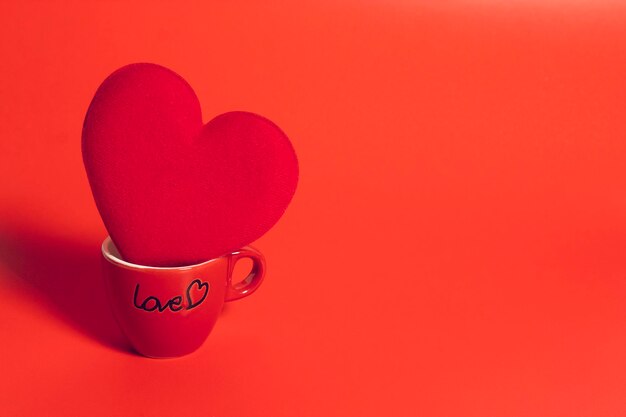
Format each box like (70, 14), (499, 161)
(82, 63), (298, 266)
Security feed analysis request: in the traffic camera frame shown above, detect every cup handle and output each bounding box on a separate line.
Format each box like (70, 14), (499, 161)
(225, 246), (266, 302)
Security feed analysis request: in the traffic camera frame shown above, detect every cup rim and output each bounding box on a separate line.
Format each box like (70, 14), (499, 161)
(101, 236), (220, 271)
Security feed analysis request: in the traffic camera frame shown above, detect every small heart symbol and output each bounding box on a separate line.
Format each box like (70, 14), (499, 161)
(82, 63), (299, 266)
(186, 279), (209, 310)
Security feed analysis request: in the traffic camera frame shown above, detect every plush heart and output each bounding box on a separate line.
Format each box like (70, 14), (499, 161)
(82, 63), (298, 266)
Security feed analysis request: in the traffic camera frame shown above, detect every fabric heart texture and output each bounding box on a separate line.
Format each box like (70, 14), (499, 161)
(82, 63), (299, 267)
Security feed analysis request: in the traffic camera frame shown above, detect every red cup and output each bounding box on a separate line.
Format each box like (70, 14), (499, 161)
(101, 237), (265, 358)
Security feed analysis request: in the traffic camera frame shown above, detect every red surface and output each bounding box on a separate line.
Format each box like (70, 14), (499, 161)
(83, 63), (298, 266)
(1, 1), (626, 416)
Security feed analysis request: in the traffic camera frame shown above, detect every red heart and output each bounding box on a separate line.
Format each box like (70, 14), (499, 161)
(82, 63), (298, 266)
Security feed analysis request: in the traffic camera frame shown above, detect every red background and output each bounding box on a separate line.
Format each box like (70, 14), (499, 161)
(1, 1), (626, 415)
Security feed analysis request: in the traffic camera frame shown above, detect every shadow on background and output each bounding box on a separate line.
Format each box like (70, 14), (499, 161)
(0, 223), (131, 353)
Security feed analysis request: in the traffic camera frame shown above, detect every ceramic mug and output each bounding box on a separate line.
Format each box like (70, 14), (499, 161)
(101, 236), (265, 358)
